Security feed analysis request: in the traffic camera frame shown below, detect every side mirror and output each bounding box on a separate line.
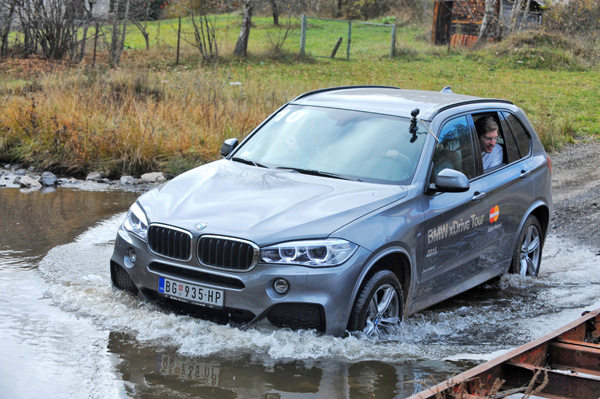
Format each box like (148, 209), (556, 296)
(220, 138), (239, 157)
(433, 169), (469, 192)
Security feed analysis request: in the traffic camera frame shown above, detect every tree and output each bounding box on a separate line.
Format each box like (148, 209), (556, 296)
(233, 0), (254, 57)
(110, 0), (132, 66)
(508, 0), (525, 34)
(76, 0), (101, 63)
(478, 0), (498, 42)
(0, 1), (17, 57)
(269, 0), (279, 25)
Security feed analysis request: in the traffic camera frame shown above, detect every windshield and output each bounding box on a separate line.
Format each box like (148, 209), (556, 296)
(233, 105), (427, 184)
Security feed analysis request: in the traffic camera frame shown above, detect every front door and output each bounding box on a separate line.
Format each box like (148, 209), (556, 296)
(418, 115), (489, 299)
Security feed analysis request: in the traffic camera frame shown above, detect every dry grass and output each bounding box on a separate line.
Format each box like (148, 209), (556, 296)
(0, 63), (290, 177)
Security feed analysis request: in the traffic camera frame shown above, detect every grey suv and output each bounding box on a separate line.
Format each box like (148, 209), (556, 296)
(110, 86), (553, 336)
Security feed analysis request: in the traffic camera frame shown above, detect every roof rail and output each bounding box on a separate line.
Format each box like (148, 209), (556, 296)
(291, 85), (401, 102)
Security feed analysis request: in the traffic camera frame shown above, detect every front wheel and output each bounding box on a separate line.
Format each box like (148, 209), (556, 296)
(347, 270), (404, 336)
(510, 216), (543, 276)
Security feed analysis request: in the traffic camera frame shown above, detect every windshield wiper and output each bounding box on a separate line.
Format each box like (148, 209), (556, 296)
(276, 167), (362, 182)
(231, 157), (268, 168)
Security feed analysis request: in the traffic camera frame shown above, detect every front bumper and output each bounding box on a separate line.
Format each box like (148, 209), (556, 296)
(110, 227), (371, 336)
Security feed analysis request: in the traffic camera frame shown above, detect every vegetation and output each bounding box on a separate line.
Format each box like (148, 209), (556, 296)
(0, 10), (598, 178)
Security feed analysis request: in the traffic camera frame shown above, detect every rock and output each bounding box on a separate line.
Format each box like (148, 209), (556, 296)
(141, 172), (166, 183)
(40, 171), (58, 186)
(19, 175), (42, 189)
(120, 175), (136, 185)
(15, 169), (26, 176)
(86, 171), (104, 181)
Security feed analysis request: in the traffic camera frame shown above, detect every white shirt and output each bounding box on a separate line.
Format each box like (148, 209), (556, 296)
(481, 144), (503, 171)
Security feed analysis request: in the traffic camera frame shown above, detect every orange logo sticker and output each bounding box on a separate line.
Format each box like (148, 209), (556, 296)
(489, 206), (499, 223)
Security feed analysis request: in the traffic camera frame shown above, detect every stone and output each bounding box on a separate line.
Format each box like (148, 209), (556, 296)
(86, 171), (104, 181)
(120, 176), (136, 185)
(141, 172), (166, 183)
(19, 175), (42, 189)
(41, 171), (58, 186)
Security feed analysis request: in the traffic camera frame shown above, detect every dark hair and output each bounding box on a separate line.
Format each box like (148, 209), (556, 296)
(475, 116), (499, 137)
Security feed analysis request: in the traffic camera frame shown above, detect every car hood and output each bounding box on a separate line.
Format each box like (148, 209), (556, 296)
(139, 160), (407, 245)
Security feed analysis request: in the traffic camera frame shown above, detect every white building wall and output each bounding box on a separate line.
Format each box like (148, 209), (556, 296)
(92, 0), (111, 19)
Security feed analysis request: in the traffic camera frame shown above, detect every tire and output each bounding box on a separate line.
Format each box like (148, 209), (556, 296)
(510, 216), (543, 276)
(347, 270), (404, 336)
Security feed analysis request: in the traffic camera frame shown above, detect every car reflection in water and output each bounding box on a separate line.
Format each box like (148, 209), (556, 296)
(107, 332), (476, 399)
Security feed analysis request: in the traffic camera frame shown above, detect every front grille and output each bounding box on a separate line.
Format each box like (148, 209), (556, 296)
(197, 235), (259, 271)
(148, 224), (192, 261)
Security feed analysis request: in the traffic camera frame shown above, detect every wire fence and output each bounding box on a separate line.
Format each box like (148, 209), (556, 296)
(300, 15), (397, 60)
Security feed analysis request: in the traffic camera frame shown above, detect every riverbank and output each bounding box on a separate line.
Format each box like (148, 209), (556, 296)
(0, 163), (164, 193)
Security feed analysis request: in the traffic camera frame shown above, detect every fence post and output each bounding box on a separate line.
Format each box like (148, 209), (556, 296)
(176, 16), (181, 65)
(390, 23), (397, 58)
(346, 21), (352, 60)
(300, 14), (307, 56)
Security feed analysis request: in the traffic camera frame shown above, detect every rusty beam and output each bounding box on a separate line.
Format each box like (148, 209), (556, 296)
(503, 361), (600, 399)
(548, 340), (600, 376)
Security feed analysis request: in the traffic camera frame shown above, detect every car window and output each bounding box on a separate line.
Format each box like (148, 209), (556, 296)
(503, 112), (532, 159)
(499, 115), (520, 163)
(432, 116), (475, 179)
(472, 112), (508, 172)
(233, 105), (428, 184)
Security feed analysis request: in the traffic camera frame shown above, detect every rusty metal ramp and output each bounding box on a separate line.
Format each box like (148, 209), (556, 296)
(407, 308), (600, 399)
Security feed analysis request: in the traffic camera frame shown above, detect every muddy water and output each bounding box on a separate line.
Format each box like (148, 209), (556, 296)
(1, 187), (599, 399)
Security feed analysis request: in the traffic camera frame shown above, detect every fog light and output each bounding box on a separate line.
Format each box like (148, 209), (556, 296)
(128, 248), (137, 263)
(273, 278), (289, 294)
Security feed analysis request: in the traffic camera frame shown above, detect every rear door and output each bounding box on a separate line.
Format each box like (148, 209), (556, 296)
(476, 111), (534, 273)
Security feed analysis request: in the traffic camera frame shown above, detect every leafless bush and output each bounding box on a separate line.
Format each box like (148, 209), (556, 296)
(544, 0), (600, 41)
(170, 0), (220, 60)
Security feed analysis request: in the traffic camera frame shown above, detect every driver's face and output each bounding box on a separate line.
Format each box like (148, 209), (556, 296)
(479, 130), (499, 153)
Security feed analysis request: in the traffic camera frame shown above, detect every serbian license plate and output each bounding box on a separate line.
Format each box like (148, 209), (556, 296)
(158, 277), (224, 307)
(157, 354), (220, 385)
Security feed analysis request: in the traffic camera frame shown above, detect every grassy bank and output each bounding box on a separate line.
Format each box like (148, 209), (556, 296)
(0, 16), (598, 178)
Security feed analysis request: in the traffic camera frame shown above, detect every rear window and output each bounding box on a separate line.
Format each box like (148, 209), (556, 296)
(503, 112), (532, 159)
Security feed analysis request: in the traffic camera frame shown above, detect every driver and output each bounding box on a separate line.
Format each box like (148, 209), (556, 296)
(475, 116), (503, 171)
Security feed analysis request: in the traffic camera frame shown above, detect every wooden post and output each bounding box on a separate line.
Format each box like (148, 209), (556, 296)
(330, 37), (343, 58)
(300, 14), (306, 56)
(390, 23), (397, 58)
(346, 21), (352, 60)
(176, 16), (181, 65)
(92, 22), (99, 68)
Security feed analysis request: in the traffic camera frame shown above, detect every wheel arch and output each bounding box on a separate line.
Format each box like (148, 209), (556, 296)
(347, 247), (412, 328)
(518, 201), (551, 249)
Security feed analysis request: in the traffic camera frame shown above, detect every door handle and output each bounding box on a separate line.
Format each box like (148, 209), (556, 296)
(520, 170), (531, 179)
(472, 192), (486, 202)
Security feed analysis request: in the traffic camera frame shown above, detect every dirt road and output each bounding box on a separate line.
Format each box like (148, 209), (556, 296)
(549, 140), (600, 251)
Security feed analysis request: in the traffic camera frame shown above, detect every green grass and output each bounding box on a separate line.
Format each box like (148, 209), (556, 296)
(0, 14), (598, 177)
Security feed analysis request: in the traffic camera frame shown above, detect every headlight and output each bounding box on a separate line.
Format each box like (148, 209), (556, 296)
(261, 239), (357, 267)
(123, 202), (149, 240)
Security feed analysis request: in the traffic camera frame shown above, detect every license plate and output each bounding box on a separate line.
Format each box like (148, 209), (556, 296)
(157, 354), (220, 385)
(158, 277), (224, 307)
